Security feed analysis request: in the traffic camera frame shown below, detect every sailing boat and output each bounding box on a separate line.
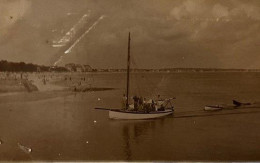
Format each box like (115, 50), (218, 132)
(95, 32), (174, 120)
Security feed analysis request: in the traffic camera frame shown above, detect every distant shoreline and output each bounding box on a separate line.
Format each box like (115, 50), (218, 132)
(1, 59), (260, 73)
(1, 69), (260, 73)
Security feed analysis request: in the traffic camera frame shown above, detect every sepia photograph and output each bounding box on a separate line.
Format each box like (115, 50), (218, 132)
(0, 0), (260, 162)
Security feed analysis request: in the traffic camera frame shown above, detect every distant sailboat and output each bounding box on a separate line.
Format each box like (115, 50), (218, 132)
(95, 32), (174, 120)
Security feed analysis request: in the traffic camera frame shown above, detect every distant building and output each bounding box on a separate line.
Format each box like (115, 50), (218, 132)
(65, 63), (92, 72)
(83, 65), (92, 72)
(75, 64), (83, 72)
(49, 66), (56, 72)
(37, 66), (41, 72)
(65, 63), (76, 72)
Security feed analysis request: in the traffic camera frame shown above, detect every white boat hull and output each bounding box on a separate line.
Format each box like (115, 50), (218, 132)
(109, 110), (173, 120)
(204, 105), (222, 111)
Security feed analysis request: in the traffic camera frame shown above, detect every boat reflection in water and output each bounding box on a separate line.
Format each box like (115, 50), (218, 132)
(120, 119), (166, 160)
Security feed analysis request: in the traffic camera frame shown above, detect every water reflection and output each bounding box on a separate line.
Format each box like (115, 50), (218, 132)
(122, 125), (131, 160)
(120, 119), (166, 160)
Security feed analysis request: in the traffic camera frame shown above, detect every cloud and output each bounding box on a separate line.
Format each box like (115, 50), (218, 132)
(170, 0), (209, 20)
(168, 0), (260, 41)
(230, 3), (260, 20)
(0, 0), (260, 69)
(170, 0), (260, 21)
(212, 4), (229, 18)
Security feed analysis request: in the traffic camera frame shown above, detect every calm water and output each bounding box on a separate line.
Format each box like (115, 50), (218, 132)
(0, 72), (260, 161)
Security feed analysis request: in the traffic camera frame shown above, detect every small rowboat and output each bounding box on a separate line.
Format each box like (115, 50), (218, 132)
(204, 105), (223, 111)
(204, 100), (255, 111)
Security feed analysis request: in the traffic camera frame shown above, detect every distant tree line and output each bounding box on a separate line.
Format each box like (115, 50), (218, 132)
(0, 60), (68, 72)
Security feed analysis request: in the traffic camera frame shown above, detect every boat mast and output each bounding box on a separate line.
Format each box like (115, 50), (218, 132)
(126, 32), (131, 109)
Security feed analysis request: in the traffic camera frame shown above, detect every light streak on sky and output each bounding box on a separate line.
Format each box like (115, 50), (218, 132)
(53, 15), (105, 66)
(52, 12), (90, 48)
(64, 15), (105, 54)
(53, 56), (63, 66)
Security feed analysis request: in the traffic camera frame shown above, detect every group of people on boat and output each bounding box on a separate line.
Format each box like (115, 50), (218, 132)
(122, 94), (169, 112)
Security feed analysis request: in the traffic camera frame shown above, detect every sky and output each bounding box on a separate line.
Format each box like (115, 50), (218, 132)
(0, 0), (260, 69)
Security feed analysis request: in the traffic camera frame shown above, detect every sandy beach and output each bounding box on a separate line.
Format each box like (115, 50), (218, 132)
(0, 72), (89, 94)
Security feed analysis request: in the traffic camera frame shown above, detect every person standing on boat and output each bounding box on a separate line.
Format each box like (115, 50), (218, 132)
(122, 94), (127, 110)
(156, 95), (163, 111)
(143, 98), (148, 112)
(138, 96), (144, 111)
(151, 100), (156, 111)
(156, 95), (163, 104)
(157, 95), (162, 101)
(133, 96), (139, 111)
